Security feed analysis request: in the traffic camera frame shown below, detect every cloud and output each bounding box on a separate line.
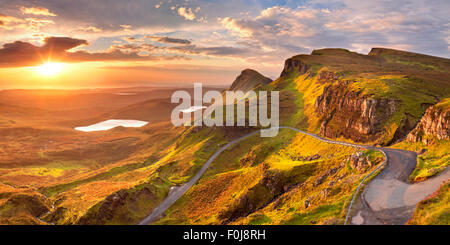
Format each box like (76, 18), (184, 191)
(0, 14), (54, 32)
(178, 7), (195, 21)
(122, 36), (139, 43)
(43, 37), (88, 51)
(0, 0), (448, 69)
(0, 36), (186, 67)
(0, 14), (24, 30)
(218, 1), (450, 60)
(120, 24), (132, 30)
(220, 6), (319, 39)
(166, 44), (248, 57)
(218, 6), (325, 61)
(146, 36), (191, 45)
(109, 43), (159, 53)
(78, 26), (102, 32)
(24, 18), (55, 31)
(20, 6), (57, 16)
(0, 37), (87, 66)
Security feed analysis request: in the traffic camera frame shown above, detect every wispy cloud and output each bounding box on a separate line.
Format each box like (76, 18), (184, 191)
(20, 6), (57, 16)
(146, 36), (191, 45)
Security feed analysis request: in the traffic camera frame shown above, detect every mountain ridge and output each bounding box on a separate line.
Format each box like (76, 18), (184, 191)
(228, 69), (272, 92)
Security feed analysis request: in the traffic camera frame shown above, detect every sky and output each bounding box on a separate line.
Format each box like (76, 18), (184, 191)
(0, 0), (449, 89)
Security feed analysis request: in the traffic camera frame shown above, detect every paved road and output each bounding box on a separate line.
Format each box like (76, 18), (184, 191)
(350, 148), (450, 225)
(138, 126), (448, 225)
(138, 126), (371, 225)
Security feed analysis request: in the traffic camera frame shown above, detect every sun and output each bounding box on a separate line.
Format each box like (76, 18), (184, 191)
(36, 62), (65, 76)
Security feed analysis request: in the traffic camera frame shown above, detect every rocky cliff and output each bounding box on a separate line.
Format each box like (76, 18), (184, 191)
(280, 58), (310, 77)
(314, 80), (400, 143)
(407, 100), (450, 144)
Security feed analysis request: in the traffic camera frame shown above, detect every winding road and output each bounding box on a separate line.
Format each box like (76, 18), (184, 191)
(350, 148), (450, 225)
(138, 126), (449, 225)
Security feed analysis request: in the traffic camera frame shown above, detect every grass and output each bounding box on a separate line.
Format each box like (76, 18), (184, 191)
(247, 213), (272, 225)
(40, 161), (151, 197)
(282, 203), (343, 225)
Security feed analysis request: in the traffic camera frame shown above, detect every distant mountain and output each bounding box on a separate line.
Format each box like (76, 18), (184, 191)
(104, 98), (176, 122)
(228, 69), (272, 92)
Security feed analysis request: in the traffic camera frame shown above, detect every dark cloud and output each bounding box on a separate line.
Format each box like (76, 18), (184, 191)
(43, 36), (88, 51)
(0, 36), (186, 67)
(147, 36), (191, 45)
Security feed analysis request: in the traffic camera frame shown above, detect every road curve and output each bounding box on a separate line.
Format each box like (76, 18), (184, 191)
(350, 148), (450, 225)
(138, 126), (448, 225)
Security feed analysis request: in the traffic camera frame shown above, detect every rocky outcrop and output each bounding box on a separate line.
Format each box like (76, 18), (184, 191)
(1, 193), (50, 217)
(314, 166), (339, 187)
(229, 69), (272, 92)
(280, 58), (310, 77)
(218, 169), (291, 223)
(407, 102), (450, 144)
(290, 154), (321, 162)
(349, 152), (373, 172)
(317, 70), (339, 83)
(315, 81), (400, 143)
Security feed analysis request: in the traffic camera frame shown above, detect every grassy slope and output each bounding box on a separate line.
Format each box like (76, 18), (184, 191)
(407, 181), (449, 225)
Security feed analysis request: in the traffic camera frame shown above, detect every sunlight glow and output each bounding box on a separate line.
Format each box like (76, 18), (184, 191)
(36, 62), (65, 76)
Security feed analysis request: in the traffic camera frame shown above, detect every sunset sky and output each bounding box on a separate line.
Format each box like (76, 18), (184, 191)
(0, 0), (449, 89)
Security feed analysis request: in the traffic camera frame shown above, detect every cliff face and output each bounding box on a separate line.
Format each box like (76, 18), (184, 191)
(229, 69), (272, 92)
(280, 58), (310, 77)
(407, 102), (450, 144)
(314, 80), (400, 143)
